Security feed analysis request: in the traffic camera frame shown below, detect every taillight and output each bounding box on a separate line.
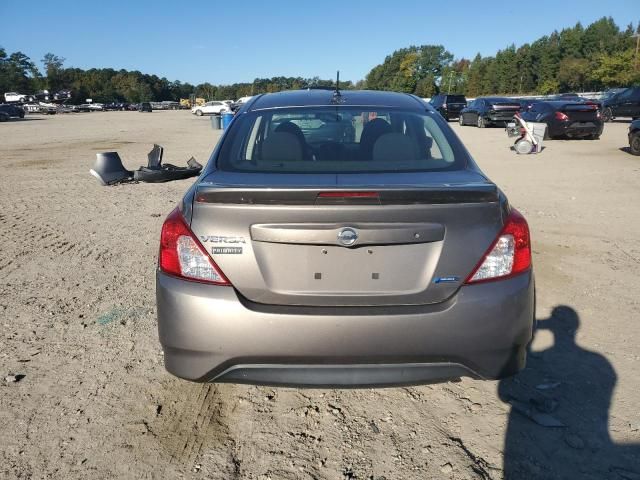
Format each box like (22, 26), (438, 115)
(465, 209), (531, 284)
(318, 191), (379, 198)
(555, 111), (569, 121)
(159, 208), (230, 285)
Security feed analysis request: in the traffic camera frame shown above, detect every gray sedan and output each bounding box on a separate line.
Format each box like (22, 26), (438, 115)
(156, 89), (535, 387)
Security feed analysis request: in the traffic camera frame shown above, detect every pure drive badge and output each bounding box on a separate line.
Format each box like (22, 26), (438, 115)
(212, 247), (243, 254)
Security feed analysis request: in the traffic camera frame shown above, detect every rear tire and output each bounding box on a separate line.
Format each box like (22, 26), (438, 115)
(588, 134), (601, 140)
(196, 110), (203, 116)
(602, 107), (613, 123)
(477, 116), (485, 128)
(630, 132), (640, 156)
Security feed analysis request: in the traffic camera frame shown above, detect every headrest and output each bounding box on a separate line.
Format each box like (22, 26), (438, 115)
(372, 133), (420, 162)
(261, 132), (303, 162)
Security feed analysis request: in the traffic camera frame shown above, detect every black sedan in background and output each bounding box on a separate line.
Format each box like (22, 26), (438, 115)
(602, 87), (640, 122)
(520, 101), (603, 139)
(0, 103), (26, 118)
(459, 97), (521, 127)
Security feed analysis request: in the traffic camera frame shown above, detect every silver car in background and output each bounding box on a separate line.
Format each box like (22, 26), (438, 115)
(156, 89), (535, 387)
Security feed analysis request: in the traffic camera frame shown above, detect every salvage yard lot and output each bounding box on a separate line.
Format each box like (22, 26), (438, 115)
(1, 111), (639, 479)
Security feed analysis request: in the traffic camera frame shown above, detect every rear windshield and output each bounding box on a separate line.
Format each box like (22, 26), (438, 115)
(216, 106), (461, 173)
(447, 95), (466, 103)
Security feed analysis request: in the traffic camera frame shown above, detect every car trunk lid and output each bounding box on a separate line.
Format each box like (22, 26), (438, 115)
(189, 171), (504, 306)
(561, 103), (600, 122)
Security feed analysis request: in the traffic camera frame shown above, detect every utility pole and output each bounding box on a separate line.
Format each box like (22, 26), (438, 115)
(633, 33), (640, 70)
(447, 71), (454, 94)
(519, 73), (524, 94)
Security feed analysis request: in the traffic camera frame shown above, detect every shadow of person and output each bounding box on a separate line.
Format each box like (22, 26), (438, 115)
(499, 306), (640, 479)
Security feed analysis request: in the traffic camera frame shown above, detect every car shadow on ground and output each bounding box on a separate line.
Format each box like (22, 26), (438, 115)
(499, 306), (640, 479)
(12, 117), (47, 122)
(619, 147), (635, 155)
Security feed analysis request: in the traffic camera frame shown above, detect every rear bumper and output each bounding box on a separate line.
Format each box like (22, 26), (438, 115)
(551, 121), (603, 138)
(487, 113), (518, 123)
(441, 108), (463, 118)
(156, 270), (535, 386)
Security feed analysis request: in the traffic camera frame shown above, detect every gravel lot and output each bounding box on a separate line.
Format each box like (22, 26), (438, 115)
(1, 111), (639, 480)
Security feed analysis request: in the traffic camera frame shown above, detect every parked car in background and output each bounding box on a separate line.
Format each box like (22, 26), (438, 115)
(138, 102), (153, 112)
(76, 104), (94, 112)
(516, 98), (542, 113)
(628, 119), (640, 155)
(429, 94), (467, 121)
(88, 103), (104, 111)
(127, 103), (139, 111)
(520, 100), (603, 139)
(156, 89), (535, 386)
(602, 87), (640, 122)
(191, 101), (229, 116)
(459, 97), (521, 127)
(104, 102), (130, 111)
(601, 88), (627, 101)
(230, 96), (254, 112)
(3, 92), (30, 103)
(40, 104), (58, 115)
(0, 103), (26, 118)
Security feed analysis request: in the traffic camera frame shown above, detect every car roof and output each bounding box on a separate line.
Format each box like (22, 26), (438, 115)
(247, 89), (426, 111)
(479, 97), (516, 102)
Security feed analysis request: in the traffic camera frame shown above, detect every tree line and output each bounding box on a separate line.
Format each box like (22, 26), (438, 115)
(365, 17), (640, 97)
(1, 16), (639, 103)
(0, 49), (354, 103)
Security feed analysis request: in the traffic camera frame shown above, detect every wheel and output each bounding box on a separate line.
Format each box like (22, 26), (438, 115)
(196, 109), (203, 116)
(630, 131), (640, 156)
(588, 134), (600, 140)
(602, 107), (613, 122)
(459, 115), (464, 126)
(477, 116), (485, 128)
(515, 138), (533, 154)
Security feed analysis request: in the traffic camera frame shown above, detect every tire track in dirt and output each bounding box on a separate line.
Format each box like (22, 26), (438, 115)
(155, 383), (240, 477)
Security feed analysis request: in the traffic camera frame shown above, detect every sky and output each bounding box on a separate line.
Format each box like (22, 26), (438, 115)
(0, 0), (636, 85)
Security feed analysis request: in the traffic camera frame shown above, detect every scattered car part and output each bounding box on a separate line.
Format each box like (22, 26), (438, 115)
(90, 144), (202, 186)
(134, 157), (202, 183)
(90, 152), (133, 185)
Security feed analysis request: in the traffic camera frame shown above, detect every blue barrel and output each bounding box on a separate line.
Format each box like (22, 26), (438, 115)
(222, 112), (234, 130)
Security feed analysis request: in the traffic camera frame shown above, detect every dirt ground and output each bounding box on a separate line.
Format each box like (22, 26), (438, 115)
(1, 111), (639, 480)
